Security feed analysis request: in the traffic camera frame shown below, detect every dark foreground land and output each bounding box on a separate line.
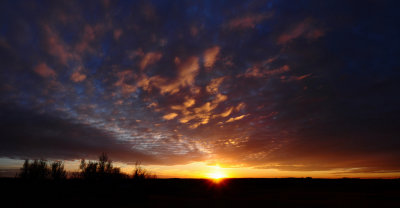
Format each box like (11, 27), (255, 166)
(1, 178), (400, 208)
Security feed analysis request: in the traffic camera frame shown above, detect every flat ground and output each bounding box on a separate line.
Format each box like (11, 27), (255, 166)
(2, 178), (399, 207)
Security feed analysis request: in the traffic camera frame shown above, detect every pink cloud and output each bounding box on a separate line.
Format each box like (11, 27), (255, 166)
(265, 65), (290, 75)
(190, 26), (199, 36)
(227, 13), (272, 30)
(43, 25), (72, 65)
(113, 29), (123, 40)
(277, 19), (324, 44)
(306, 29), (325, 39)
(34, 63), (56, 78)
(242, 65), (290, 78)
(281, 73), (312, 82)
(75, 24), (99, 54)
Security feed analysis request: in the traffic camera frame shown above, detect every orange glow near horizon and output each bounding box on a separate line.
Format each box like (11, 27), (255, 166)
(19, 159), (400, 179)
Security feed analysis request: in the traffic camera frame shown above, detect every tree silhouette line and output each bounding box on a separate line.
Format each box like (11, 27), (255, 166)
(19, 153), (156, 181)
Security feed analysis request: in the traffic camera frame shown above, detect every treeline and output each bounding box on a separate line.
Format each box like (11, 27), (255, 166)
(19, 153), (156, 180)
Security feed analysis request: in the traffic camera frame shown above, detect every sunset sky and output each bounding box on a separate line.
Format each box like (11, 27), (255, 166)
(1, 0), (399, 178)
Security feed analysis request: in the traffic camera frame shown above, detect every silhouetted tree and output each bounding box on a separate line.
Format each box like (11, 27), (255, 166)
(133, 162), (156, 180)
(98, 152), (114, 177)
(19, 159), (50, 180)
(79, 153), (126, 180)
(18, 153), (153, 181)
(50, 161), (66, 180)
(20, 159), (29, 179)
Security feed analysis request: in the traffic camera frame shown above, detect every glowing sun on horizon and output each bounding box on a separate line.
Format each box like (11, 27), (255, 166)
(208, 171), (226, 179)
(206, 165), (228, 182)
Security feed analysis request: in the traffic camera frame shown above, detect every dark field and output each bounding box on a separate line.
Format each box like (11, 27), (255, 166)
(2, 178), (400, 208)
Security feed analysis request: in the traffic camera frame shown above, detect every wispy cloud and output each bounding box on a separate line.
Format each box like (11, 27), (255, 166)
(277, 19), (324, 44)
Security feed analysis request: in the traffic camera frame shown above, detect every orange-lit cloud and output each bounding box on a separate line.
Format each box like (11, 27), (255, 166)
(163, 113), (178, 120)
(139, 56), (199, 95)
(140, 52), (163, 70)
(115, 70), (137, 94)
(204, 46), (220, 68)
(226, 114), (247, 123)
(183, 98), (196, 108)
(70, 66), (87, 83)
(235, 102), (246, 111)
(179, 93), (228, 128)
(171, 97), (195, 116)
(212, 107), (233, 118)
(70, 71), (86, 82)
(206, 77), (225, 94)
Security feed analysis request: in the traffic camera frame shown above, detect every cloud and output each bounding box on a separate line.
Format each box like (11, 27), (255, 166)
(140, 52), (163, 70)
(204, 46), (220, 68)
(138, 56), (200, 95)
(33, 63), (56, 78)
(163, 112), (178, 120)
(212, 107), (233, 118)
(241, 65), (290, 78)
(183, 98), (196, 108)
(43, 25), (73, 65)
(75, 24), (104, 54)
(235, 102), (246, 111)
(113, 29), (123, 40)
(115, 70), (137, 94)
(227, 13), (272, 30)
(206, 77), (225, 94)
(281, 73), (312, 82)
(176, 93), (228, 129)
(277, 19), (324, 44)
(0, 103), (155, 163)
(70, 71), (87, 82)
(225, 114), (247, 123)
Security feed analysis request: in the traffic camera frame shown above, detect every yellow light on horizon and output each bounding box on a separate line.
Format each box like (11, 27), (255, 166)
(205, 164), (228, 182)
(207, 171), (226, 179)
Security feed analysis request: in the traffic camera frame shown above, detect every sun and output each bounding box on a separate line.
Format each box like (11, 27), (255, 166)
(208, 171), (226, 180)
(206, 165), (228, 182)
